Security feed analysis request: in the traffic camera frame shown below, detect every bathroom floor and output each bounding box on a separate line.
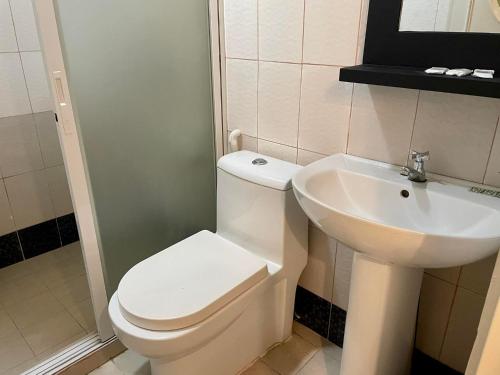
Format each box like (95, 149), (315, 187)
(0, 241), (96, 375)
(90, 322), (341, 375)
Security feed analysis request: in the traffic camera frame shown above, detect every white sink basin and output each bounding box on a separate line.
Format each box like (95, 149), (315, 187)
(293, 153), (500, 375)
(293, 154), (500, 268)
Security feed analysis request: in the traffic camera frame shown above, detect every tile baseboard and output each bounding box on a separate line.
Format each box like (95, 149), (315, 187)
(0, 212), (79, 269)
(294, 286), (463, 375)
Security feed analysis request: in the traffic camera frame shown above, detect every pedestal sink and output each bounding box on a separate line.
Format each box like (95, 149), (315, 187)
(292, 154), (500, 375)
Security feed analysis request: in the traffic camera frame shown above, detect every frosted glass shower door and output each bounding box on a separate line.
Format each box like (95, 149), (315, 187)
(46, 0), (218, 296)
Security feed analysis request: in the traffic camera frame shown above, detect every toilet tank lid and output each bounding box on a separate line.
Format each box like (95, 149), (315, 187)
(217, 151), (302, 191)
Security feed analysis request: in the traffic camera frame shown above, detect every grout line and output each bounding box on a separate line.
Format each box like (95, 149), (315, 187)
(481, 116), (499, 184)
(227, 56), (348, 69)
(406, 90), (421, 165)
(438, 267), (462, 358)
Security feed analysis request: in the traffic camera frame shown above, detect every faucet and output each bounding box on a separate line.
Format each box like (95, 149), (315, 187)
(401, 150), (429, 183)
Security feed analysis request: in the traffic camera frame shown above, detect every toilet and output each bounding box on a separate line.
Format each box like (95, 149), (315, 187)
(108, 151), (308, 375)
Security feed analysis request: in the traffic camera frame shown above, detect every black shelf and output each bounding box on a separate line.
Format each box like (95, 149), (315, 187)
(339, 64), (500, 99)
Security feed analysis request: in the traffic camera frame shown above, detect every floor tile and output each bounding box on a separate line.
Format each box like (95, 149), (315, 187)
(0, 331), (34, 373)
(261, 335), (318, 375)
(241, 360), (278, 375)
(89, 361), (124, 375)
(112, 350), (150, 374)
(19, 309), (85, 355)
(297, 342), (342, 375)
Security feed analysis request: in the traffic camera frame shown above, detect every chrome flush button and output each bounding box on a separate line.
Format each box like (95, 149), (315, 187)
(252, 158), (268, 166)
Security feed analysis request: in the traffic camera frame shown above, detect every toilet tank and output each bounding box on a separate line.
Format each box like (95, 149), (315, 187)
(216, 151), (308, 269)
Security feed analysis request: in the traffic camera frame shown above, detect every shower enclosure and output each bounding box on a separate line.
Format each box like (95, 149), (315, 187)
(31, 0), (223, 364)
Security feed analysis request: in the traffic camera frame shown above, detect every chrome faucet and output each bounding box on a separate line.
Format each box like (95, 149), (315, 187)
(401, 150), (429, 183)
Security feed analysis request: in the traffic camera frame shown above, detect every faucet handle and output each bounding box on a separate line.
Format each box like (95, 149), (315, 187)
(410, 150), (430, 162)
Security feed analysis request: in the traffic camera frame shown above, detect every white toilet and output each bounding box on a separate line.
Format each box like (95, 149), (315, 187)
(108, 151), (308, 375)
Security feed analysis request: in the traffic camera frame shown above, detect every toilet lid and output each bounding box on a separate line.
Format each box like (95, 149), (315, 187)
(117, 230), (268, 331)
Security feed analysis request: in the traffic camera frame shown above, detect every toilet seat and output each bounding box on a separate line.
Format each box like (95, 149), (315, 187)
(117, 230), (269, 331)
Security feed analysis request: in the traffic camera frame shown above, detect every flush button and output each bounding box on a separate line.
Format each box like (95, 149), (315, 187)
(252, 158), (268, 166)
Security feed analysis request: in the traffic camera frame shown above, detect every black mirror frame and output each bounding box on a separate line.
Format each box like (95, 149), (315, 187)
(363, 0), (500, 70)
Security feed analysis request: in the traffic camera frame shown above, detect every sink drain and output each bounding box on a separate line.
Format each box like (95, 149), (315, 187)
(400, 190), (410, 198)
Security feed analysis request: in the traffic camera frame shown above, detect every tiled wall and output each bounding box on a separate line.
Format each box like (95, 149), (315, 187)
(0, 0), (75, 267)
(223, 0), (500, 373)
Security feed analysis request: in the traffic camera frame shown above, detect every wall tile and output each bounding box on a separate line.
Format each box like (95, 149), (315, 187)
(259, 0), (304, 63)
(0, 114), (44, 177)
(227, 131), (258, 153)
(18, 219), (60, 259)
(355, 0), (370, 65)
(9, 0), (40, 51)
(459, 254), (497, 296)
(258, 139), (297, 163)
(0, 232), (23, 269)
(34, 111), (63, 167)
(416, 274), (456, 359)
(0, 53), (31, 117)
(332, 242), (354, 310)
(297, 149), (327, 166)
(20, 52), (53, 113)
(484, 118), (500, 187)
(4, 170), (55, 229)
(298, 65), (352, 155)
(0, 0), (18, 52)
(440, 288), (486, 373)
(45, 165), (73, 217)
(258, 62), (301, 146)
(57, 213), (79, 246)
(294, 286), (331, 339)
(348, 84), (419, 166)
(425, 267), (461, 285)
(0, 180), (15, 236)
(303, 0), (362, 66)
(224, 0), (257, 59)
(411, 92), (500, 182)
(299, 226), (336, 301)
(226, 59), (258, 137)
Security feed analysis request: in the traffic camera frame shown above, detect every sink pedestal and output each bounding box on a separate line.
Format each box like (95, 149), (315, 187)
(340, 253), (423, 375)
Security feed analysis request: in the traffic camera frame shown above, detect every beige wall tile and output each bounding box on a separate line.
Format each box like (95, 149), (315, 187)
(412, 92), (500, 182)
(0, 0), (18, 52)
(0, 114), (44, 177)
(0, 180), (15, 236)
(0, 53), (31, 118)
(226, 59), (258, 137)
(261, 335), (317, 375)
(223, 0), (258, 59)
(332, 242), (354, 310)
(4, 169), (55, 229)
(227, 131), (258, 153)
(45, 165), (73, 217)
(441, 288), (486, 372)
(20, 52), (53, 113)
(9, 0), (40, 51)
(459, 254), (497, 296)
(298, 65), (352, 155)
(258, 62), (301, 146)
(347, 85), (419, 166)
(259, 0), (304, 63)
(415, 274), (456, 359)
(299, 226), (336, 301)
(257, 139), (297, 163)
(484, 118), (500, 187)
(297, 149), (327, 166)
(425, 267), (461, 285)
(303, 0), (362, 66)
(34, 111), (63, 168)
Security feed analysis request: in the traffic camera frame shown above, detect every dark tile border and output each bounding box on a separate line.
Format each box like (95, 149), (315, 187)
(294, 286), (464, 375)
(0, 213), (79, 269)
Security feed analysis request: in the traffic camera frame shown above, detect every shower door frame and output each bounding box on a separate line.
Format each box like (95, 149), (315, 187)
(34, 0), (226, 341)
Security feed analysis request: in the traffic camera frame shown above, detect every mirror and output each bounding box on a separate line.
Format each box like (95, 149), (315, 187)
(399, 0), (500, 33)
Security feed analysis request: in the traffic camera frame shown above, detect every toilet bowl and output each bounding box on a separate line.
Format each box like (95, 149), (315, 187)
(108, 151), (308, 375)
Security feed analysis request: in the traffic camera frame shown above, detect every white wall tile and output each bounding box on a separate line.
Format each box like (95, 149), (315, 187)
(297, 149), (327, 166)
(226, 59), (258, 137)
(34, 111), (63, 168)
(484, 119), (500, 187)
(258, 139), (297, 163)
(298, 65), (352, 155)
(259, 0), (304, 63)
(0, 53), (31, 117)
(9, 0), (40, 51)
(4, 169), (55, 229)
(303, 0), (362, 66)
(224, 0), (258, 59)
(258, 62), (301, 146)
(20, 52), (52, 113)
(0, 180), (15, 236)
(440, 288), (486, 372)
(348, 84), (419, 166)
(299, 226), (336, 301)
(45, 165), (73, 217)
(0, 114), (43, 177)
(415, 274), (455, 359)
(0, 0), (18, 52)
(355, 0), (370, 65)
(412, 92), (500, 182)
(332, 242), (354, 310)
(459, 254), (497, 296)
